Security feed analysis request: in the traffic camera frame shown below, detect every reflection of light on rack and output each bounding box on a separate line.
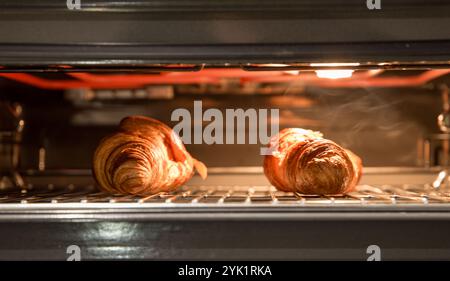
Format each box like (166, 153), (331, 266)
(315, 70), (354, 79)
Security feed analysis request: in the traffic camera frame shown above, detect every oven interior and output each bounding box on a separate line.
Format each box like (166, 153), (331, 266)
(1, 67), (450, 211)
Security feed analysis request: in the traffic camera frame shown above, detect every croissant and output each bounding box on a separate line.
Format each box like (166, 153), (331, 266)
(264, 128), (362, 195)
(93, 116), (207, 195)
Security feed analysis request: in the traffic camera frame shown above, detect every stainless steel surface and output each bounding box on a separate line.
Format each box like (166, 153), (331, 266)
(438, 85), (450, 133)
(0, 102), (25, 189)
(434, 85), (450, 188)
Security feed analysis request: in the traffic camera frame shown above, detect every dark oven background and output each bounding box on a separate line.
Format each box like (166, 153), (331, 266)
(0, 75), (443, 169)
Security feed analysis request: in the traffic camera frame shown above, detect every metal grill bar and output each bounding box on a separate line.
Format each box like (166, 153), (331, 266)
(1, 183), (450, 207)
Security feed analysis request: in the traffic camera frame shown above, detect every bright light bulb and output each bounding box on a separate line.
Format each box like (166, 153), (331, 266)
(315, 69), (354, 79)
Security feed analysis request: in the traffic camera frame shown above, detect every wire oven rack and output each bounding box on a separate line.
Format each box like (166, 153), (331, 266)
(1, 183), (450, 208)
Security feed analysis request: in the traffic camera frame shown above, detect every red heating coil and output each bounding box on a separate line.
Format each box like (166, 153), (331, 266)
(0, 69), (449, 90)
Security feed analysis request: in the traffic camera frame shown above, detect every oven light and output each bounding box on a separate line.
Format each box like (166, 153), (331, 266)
(315, 69), (354, 79)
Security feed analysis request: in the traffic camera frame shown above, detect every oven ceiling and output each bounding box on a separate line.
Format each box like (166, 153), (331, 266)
(1, 0), (450, 69)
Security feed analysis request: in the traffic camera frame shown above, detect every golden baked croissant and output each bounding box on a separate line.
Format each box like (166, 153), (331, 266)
(93, 116), (207, 195)
(264, 128), (362, 195)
